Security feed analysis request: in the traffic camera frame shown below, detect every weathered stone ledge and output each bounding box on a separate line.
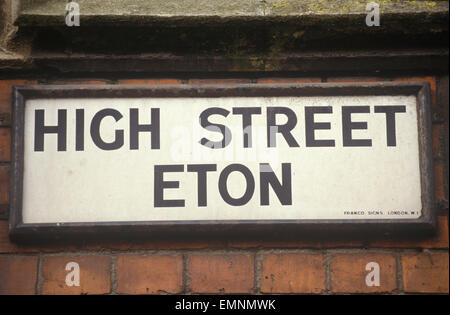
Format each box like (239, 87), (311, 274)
(17, 0), (449, 26)
(0, 49), (448, 75)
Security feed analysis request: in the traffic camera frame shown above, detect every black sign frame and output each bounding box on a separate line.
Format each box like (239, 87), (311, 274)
(9, 82), (436, 242)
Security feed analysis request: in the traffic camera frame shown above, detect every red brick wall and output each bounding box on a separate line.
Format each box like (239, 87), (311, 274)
(0, 77), (448, 295)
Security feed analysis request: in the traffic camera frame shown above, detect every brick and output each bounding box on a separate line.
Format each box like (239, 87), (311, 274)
(0, 113), (10, 126)
(105, 239), (226, 251)
(320, 239), (366, 248)
(0, 221), (38, 253)
(0, 128), (10, 162)
(330, 253), (397, 293)
(46, 80), (109, 85)
(116, 254), (182, 294)
(395, 77), (436, 106)
(188, 79), (252, 85)
(66, 238), (226, 251)
(261, 254), (325, 294)
(257, 78), (321, 84)
(118, 79), (182, 85)
(326, 77), (389, 83)
(402, 253), (449, 293)
(437, 76), (449, 122)
(0, 206), (7, 220)
(228, 239), (364, 249)
(228, 239), (320, 249)
(188, 254), (254, 293)
(42, 255), (111, 295)
(434, 161), (446, 202)
(0, 80), (37, 113)
(0, 165), (9, 205)
(370, 216), (448, 249)
(0, 255), (38, 294)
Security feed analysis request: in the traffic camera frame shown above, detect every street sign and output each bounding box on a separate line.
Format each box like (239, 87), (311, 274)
(9, 83), (435, 241)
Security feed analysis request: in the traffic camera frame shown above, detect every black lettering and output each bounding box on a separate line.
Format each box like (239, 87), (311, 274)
(267, 107), (300, 148)
(342, 106), (372, 147)
(199, 107), (231, 149)
(154, 165), (185, 207)
(90, 108), (124, 150)
(75, 109), (84, 151)
(34, 109), (67, 151)
(219, 164), (255, 206)
(130, 108), (160, 150)
(305, 106), (335, 147)
(232, 107), (262, 148)
(374, 106), (406, 146)
(187, 164), (217, 207)
(260, 163), (292, 205)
